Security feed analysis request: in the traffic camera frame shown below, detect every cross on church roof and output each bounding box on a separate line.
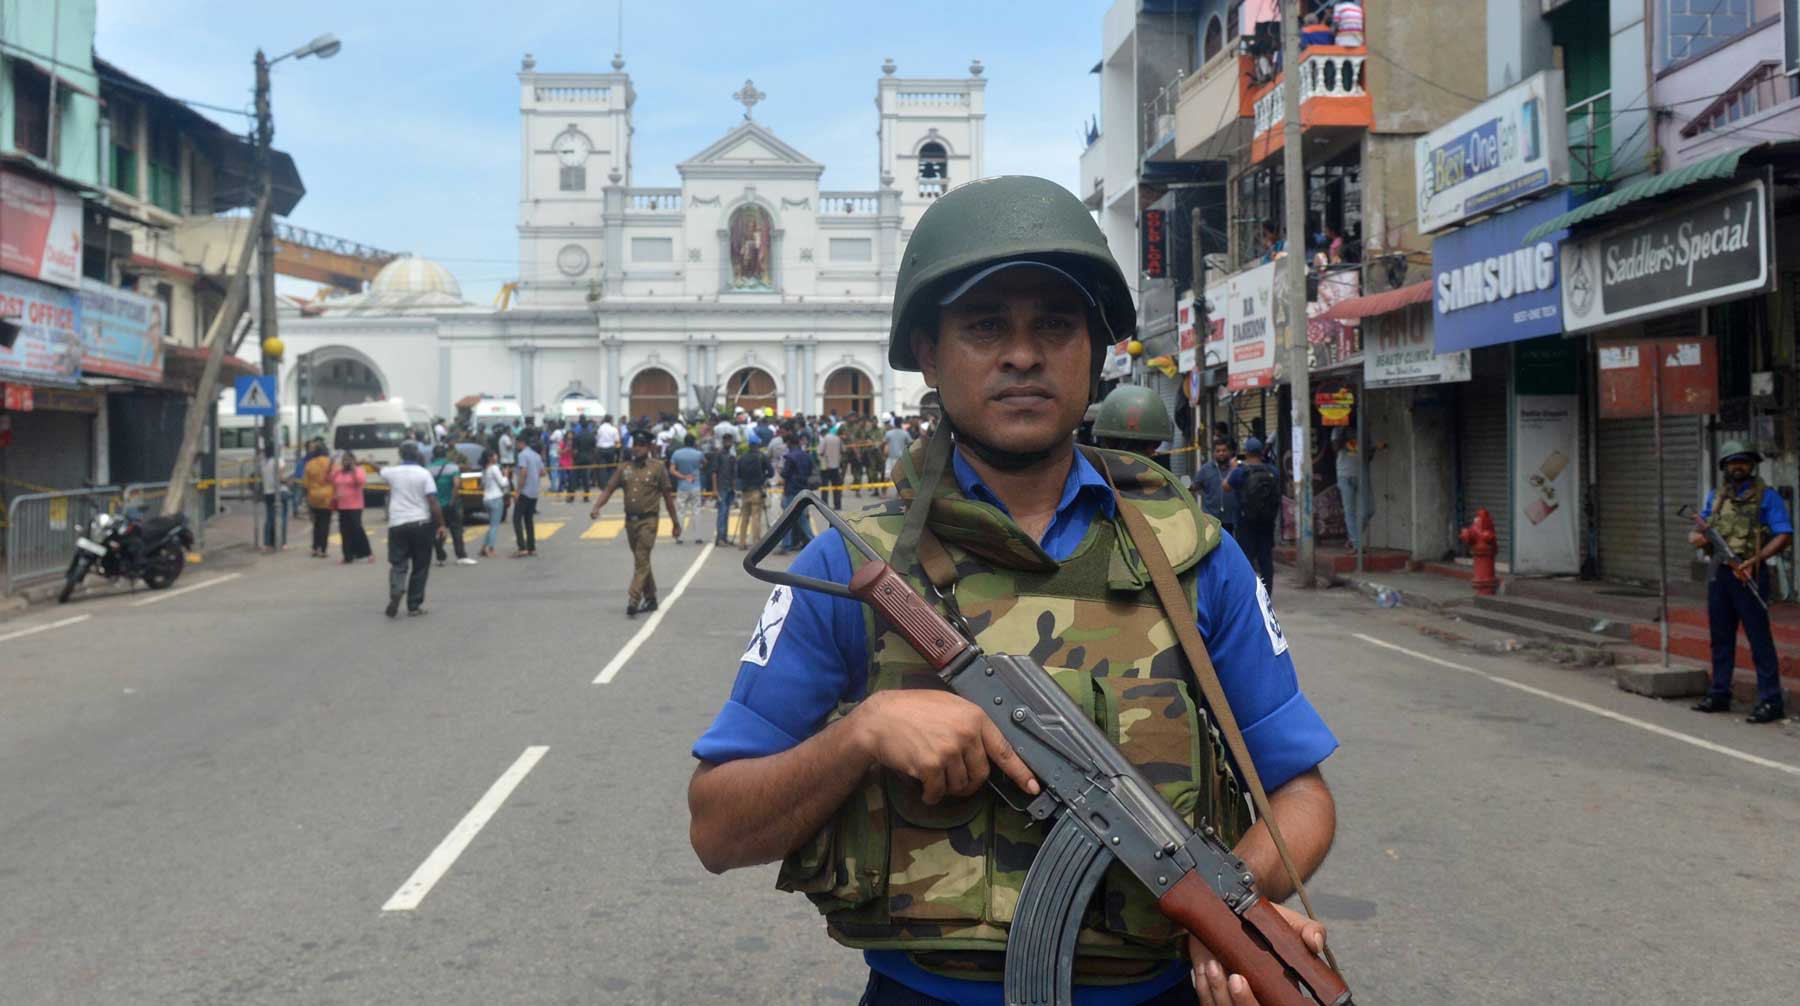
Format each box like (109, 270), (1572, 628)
(733, 79), (766, 120)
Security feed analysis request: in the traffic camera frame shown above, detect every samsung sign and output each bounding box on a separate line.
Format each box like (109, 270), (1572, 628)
(1416, 71), (1569, 234)
(1432, 190), (1575, 353)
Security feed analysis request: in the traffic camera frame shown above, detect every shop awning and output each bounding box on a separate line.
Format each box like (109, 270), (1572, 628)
(1520, 143), (1763, 243)
(1318, 280), (1431, 321)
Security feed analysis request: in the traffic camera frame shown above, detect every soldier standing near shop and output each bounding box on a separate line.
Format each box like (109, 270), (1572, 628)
(1689, 441), (1792, 724)
(590, 424), (682, 617)
(1092, 383), (1174, 459)
(687, 176), (1338, 1006)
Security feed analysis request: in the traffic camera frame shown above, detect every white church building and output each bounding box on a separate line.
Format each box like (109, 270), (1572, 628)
(276, 55), (988, 422)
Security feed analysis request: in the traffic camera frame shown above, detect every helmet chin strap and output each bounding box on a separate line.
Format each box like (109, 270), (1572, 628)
(938, 406), (1062, 473)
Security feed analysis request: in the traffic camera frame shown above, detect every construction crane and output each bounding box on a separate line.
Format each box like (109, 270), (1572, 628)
(494, 281), (520, 310)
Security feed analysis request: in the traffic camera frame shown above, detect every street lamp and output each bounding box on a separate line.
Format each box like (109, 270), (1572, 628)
(253, 32), (340, 465)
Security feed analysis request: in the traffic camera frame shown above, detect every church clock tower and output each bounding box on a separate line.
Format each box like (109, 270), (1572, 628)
(875, 57), (987, 238)
(516, 52), (635, 307)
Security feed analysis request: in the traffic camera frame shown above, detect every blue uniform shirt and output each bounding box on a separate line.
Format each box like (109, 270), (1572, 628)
(694, 449), (1339, 1006)
(1701, 483), (1794, 535)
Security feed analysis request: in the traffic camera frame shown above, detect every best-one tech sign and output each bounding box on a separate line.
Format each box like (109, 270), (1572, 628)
(1431, 190), (1574, 353)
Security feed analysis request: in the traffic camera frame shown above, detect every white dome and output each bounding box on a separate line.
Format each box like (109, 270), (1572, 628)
(370, 256), (462, 300)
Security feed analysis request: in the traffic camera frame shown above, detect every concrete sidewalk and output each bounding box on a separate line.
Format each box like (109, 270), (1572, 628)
(0, 503), (263, 616)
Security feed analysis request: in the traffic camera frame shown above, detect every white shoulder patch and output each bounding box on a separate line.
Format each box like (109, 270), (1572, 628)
(1255, 578), (1288, 656)
(742, 585), (795, 666)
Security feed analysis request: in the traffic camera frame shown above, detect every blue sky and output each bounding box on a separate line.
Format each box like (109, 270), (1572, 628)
(96, 0), (1102, 305)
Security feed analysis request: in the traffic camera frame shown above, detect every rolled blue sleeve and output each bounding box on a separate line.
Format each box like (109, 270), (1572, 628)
(1763, 490), (1794, 535)
(691, 529), (867, 764)
(1193, 532), (1338, 791)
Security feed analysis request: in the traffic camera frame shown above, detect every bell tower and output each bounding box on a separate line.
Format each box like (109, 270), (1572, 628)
(516, 52), (634, 307)
(875, 58), (987, 236)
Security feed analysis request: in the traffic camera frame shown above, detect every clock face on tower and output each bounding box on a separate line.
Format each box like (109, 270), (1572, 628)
(553, 127), (592, 167)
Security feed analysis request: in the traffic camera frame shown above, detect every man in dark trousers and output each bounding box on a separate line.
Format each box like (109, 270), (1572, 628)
(708, 429), (739, 547)
(1689, 441), (1792, 724)
(379, 442), (446, 618)
(590, 425), (682, 616)
(1226, 436), (1282, 598)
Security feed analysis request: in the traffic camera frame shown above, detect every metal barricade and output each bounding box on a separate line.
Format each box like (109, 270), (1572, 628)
(3, 487), (123, 595)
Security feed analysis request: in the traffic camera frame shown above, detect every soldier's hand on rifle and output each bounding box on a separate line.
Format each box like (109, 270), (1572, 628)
(1188, 903), (1327, 1006)
(1688, 530), (1708, 549)
(1731, 558), (1757, 584)
(849, 690), (1040, 804)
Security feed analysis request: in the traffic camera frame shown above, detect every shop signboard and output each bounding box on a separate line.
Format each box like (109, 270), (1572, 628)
(1562, 178), (1772, 333)
(78, 281), (164, 383)
(1432, 190), (1573, 352)
(1315, 388), (1355, 426)
(0, 273), (83, 386)
(1101, 339), (1133, 380)
(0, 169), (84, 289)
(1177, 295), (1197, 372)
(1141, 208), (1167, 279)
(1416, 71), (1570, 233)
(1202, 282), (1228, 368)
(1364, 305), (1470, 388)
(1226, 261), (1278, 390)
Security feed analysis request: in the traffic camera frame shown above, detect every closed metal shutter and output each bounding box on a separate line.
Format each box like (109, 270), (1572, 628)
(1595, 415), (1702, 585)
(1457, 348), (1512, 560)
(1151, 372), (1190, 477)
(0, 410), (94, 493)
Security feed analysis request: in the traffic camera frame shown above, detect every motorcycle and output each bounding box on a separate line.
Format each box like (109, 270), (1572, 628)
(59, 509), (195, 604)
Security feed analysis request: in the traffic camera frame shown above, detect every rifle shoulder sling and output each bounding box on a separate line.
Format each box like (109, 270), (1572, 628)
(1089, 449), (1333, 960)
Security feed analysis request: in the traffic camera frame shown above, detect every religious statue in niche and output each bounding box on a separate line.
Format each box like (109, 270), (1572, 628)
(729, 204), (774, 291)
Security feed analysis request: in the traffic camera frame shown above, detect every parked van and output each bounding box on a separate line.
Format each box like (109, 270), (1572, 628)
(559, 397), (605, 423)
(215, 391), (326, 496)
(328, 399), (420, 505)
(471, 396), (523, 436)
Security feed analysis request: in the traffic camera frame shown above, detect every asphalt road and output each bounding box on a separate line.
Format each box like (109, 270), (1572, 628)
(2, 491), (1797, 1005)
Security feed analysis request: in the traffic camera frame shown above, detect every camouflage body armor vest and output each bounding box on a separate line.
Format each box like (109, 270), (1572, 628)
(1712, 478), (1769, 559)
(778, 446), (1252, 980)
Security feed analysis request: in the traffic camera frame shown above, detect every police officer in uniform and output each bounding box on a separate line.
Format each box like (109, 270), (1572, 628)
(1093, 383), (1174, 459)
(590, 424), (681, 617)
(1689, 441), (1792, 724)
(688, 177), (1339, 1006)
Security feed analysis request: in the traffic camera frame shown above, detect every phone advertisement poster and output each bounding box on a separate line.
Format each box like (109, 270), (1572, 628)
(1512, 394), (1580, 574)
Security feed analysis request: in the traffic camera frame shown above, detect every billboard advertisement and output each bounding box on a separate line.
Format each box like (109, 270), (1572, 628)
(78, 281), (165, 383)
(1225, 261), (1279, 390)
(0, 169), (84, 289)
(0, 274), (84, 386)
(1432, 190), (1575, 352)
(1416, 71), (1569, 234)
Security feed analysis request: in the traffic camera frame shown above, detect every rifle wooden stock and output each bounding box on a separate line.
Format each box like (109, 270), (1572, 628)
(1159, 874), (1350, 1006)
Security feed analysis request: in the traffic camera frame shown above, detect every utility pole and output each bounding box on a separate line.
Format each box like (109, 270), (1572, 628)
(1280, 0), (1314, 588)
(1190, 206), (1208, 451)
(254, 49), (280, 462)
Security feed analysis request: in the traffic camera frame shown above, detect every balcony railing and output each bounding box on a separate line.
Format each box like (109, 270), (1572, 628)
(1142, 70), (1186, 156)
(626, 188), (681, 211)
(820, 192), (879, 214)
(1247, 46), (1371, 163)
(1566, 90), (1612, 185)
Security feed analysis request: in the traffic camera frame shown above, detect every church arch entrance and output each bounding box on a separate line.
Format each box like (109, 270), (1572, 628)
(627, 367), (680, 422)
(725, 367), (778, 414)
(297, 348), (387, 420)
(822, 367), (873, 418)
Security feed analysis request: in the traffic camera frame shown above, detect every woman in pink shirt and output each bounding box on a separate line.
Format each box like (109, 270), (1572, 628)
(330, 451), (375, 563)
(558, 437), (575, 502)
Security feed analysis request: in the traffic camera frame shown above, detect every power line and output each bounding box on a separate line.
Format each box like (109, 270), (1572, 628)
(0, 38), (252, 119)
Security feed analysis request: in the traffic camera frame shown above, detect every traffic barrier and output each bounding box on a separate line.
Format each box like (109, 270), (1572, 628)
(120, 481), (212, 551)
(4, 487), (123, 595)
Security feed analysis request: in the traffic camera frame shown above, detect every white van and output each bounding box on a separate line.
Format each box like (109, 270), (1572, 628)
(471, 396), (524, 435)
(215, 391), (326, 496)
(328, 399), (423, 504)
(559, 397), (605, 422)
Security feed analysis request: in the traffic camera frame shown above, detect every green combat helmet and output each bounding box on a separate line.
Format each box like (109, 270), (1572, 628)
(1092, 384), (1172, 444)
(1717, 440), (1763, 467)
(888, 176), (1136, 372)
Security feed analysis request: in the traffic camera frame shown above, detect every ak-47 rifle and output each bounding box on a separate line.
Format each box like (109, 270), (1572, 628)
(747, 492), (1352, 1006)
(1680, 503), (1768, 612)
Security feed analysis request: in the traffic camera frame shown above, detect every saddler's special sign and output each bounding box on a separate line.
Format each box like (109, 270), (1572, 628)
(1560, 178), (1772, 333)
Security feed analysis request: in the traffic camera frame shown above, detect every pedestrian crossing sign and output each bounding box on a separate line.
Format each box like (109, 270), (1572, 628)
(235, 375), (278, 416)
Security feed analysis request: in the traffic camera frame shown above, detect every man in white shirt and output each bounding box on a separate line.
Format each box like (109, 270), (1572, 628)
(596, 415), (622, 486)
(381, 442), (446, 618)
(498, 428), (516, 469)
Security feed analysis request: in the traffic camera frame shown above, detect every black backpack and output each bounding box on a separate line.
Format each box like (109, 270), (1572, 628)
(1240, 465), (1281, 527)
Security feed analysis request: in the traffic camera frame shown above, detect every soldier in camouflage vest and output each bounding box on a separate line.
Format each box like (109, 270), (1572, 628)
(1688, 441), (1792, 724)
(689, 176), (1341, 1006)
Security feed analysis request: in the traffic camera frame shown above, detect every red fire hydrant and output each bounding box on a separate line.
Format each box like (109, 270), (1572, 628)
(1459, 508), (1498, 596)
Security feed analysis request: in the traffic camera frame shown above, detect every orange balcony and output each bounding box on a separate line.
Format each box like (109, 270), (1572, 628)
(1246, 46), (1372, 164)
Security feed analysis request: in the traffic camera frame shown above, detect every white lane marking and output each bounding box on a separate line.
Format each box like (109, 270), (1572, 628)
(1353, 633), (1800, 779)
(382, 745), (548, 912)
(595, 543), (714, 685)
(129, 572), (242, 607)
(0, 614), (91, 644)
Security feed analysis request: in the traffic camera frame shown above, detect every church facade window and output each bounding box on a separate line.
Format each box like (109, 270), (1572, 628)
(560, 165), (585, 191)
(917, 141), (948, 199)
